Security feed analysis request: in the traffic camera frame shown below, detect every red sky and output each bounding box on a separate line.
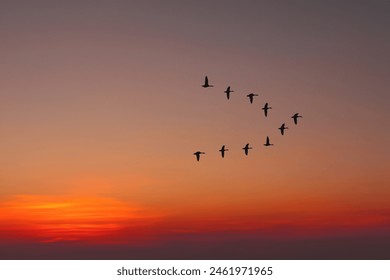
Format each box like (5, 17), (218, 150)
(0, 1), (389, 259)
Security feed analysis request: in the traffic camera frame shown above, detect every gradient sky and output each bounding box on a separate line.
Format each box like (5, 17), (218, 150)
(0, 0), (389, 259)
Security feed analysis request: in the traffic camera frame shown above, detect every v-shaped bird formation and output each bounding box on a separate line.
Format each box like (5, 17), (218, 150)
(194, 76), (303, 161)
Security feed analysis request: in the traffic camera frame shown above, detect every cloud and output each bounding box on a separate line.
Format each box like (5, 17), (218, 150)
(0, 195), (164, 244)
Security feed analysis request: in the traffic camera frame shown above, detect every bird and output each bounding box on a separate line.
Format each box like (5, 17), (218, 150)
(262, 102), (272, 117)
(202, 76), (213, 88)
(242, 143), (252, 155)
(219, 145), (229, 158)
(291, 113), (303, 125)
(246, 93), (258, 104)
(264, 136), (274, 147)
(193, 151), (205, 161)
(224, 86), (234, 100)
(278, 123), (288, 135)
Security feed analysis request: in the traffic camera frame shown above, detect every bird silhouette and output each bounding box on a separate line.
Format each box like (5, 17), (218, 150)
(224, 86), (234, 100)
(278, 123), (288, 135)
(193, 151), (205, 161)
(264, 136), (274, 147)
(243, 143), (252, 155)
(202, 76), (213, 88)
(246, 93), (258, 104)
(219, 145), (229, 158)
(292, 113), (303, 125)
(262, 102), (272, 117)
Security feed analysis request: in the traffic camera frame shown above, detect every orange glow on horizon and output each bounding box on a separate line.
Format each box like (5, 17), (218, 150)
(1, 194), (389, 245)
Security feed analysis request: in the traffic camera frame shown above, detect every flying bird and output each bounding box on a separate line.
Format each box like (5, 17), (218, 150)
(264, 136), (274, 147)
(242, 143), (252, 156)
(224, 86), (234, 100)
(292, 113), (303, 125)
(193, 151), (205, 161)
(219, 145), (229, 158)
(278, 123), (288, 135)
(246, 93), (258, 104)
(262, 102), (272, 117)
(202, 76), (213, 88)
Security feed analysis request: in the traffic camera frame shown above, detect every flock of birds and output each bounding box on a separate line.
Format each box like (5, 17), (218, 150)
(193, 76), (303, 162)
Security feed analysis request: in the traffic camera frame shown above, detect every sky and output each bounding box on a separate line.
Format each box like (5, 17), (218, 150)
(0, 0), (389, 259)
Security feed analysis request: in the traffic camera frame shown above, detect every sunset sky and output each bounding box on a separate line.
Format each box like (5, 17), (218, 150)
(0, 1), (389, 259)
